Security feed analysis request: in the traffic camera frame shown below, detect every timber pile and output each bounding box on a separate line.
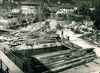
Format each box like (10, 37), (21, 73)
(31, 45), (96, 73)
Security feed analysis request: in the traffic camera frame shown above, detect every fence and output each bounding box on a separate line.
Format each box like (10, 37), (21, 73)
(0, 48), (34, 73)
(2, 48), (28, 72)
(0, 59), (9, 73)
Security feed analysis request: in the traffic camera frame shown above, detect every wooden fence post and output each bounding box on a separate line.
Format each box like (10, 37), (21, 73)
(0, 60), (2, 69)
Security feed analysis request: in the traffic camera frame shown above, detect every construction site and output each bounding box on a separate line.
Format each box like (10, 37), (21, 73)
(0, 0), (100, 73)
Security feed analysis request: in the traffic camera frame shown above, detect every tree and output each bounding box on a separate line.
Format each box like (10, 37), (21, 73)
(90, 1), (100, 30)
(45, 0), (74, 5)
(43, 8), (51, 18)
(61, 0), (75, 4)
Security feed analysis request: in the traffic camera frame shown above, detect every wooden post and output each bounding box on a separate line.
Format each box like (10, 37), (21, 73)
(0, 60), (2, 69)
(6, 67), (9, 73)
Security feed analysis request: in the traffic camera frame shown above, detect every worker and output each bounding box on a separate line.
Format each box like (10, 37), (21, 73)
(61, 30), (64, 39)
(61, 30), (63, 36)
(67, 36), (69, 40)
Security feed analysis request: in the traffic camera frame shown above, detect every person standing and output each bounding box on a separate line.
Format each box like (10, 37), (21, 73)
(61, 30), (64, 39)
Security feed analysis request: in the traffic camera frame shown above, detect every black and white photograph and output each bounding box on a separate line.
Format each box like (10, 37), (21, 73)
(0, 0), (100, 73)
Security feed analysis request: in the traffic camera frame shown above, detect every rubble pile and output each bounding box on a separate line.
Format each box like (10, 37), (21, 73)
(66, 21), (100, 47)
(5, 21), (60, 50)
(67, 21), (94, 34)
(80, 32), (100, 47)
